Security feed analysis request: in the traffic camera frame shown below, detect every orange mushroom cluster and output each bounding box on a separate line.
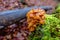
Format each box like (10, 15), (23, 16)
(26, 8), (46, 31)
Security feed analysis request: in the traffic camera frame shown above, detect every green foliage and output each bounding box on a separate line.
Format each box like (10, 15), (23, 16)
(55, 4), (60, 13)
(28, 25), (43, 40)
(53, 4), (60, 19)
(41, 14), (60, 40)
(28, 14), (60, 40)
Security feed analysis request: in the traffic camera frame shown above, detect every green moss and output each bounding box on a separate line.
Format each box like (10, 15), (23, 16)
(28, 14), (60, 40)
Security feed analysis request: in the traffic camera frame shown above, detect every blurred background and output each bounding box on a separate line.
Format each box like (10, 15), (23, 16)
(0, 0), (59, 12)
(0, 0), (60, 40)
